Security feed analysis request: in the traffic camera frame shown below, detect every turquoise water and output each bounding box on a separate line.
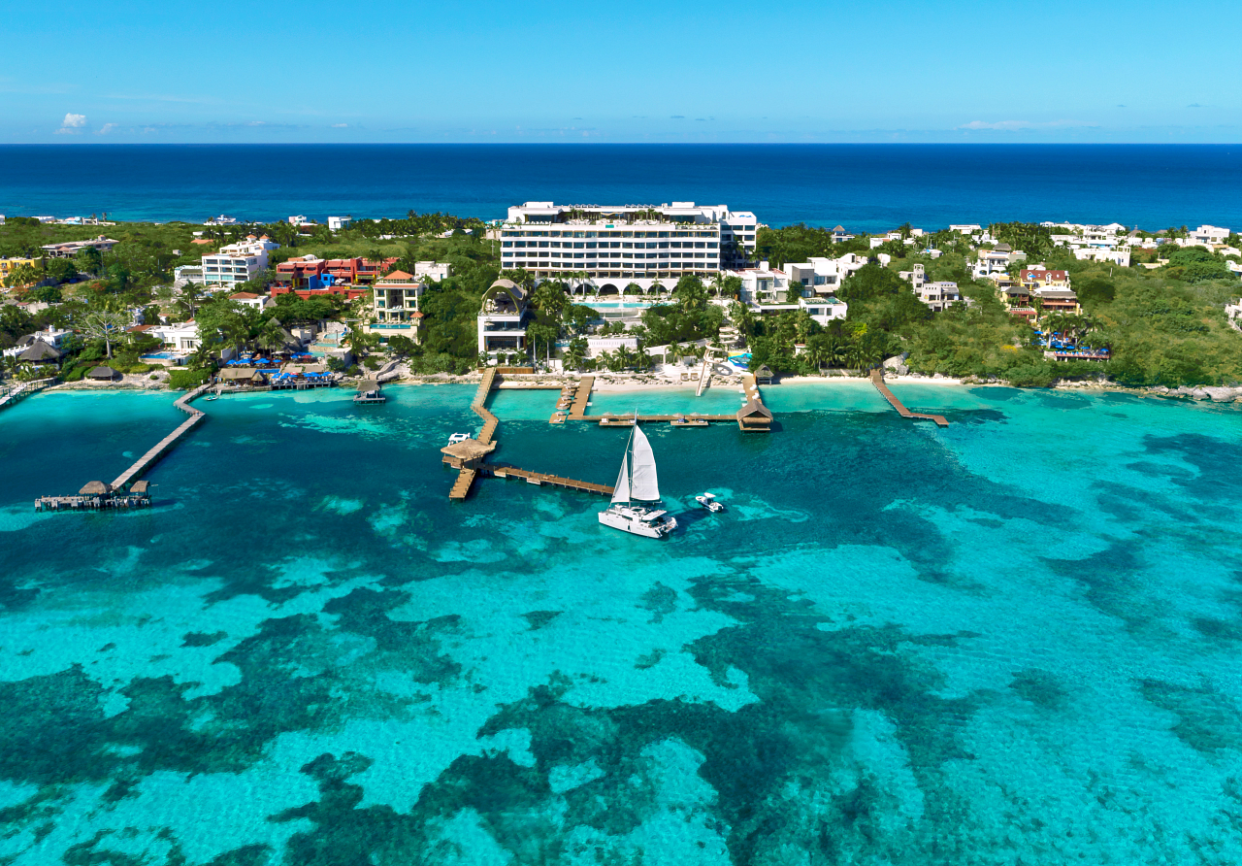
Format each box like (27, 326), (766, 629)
(2, 382), (1242, 864)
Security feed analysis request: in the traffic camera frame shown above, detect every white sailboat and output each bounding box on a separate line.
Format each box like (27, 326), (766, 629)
(599, 424), (678, 539)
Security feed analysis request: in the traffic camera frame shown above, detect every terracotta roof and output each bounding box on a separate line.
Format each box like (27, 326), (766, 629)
(378, 270), (416, 281)
(229, 292), (260, 299)
(191, 239), (214, 245)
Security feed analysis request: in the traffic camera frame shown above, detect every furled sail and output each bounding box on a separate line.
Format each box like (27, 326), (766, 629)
(629, 426), (660, 501)
(611, 452), (631, 503)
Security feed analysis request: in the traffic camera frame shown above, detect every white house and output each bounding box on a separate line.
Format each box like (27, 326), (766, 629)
(783, 254), (867, 296)
(149, 322), (201, 351)
(287, 215), (309, 226)
(898, 264), (963, 312)
(950, 224), (982, 235)
(1189, 225), (1231, 246)
(326, 216), (352, 231)
(1074, 247), (1132, 267)
(732, 263), (791, 306)
(412, 261), (452, 282)
(228, 292), (271, 311)
(201, 235), (279, 288)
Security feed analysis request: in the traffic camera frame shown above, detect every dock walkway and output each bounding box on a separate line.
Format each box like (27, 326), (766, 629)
(111, 384), (211, 490)
(483, 463), (613, 496)
(35, 383), (211, 511)
(567, 376), (594, 419)
(472, 368), (499, 444)
(0, 377), (56, 412)
(870, 370), (949, 427)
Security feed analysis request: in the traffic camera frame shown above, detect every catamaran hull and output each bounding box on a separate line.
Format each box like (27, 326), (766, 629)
(598, 508), (677, 539)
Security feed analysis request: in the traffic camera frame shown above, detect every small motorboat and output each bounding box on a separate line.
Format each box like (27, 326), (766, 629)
(695, 493), (725, 513)
(448, 432), (471, 445)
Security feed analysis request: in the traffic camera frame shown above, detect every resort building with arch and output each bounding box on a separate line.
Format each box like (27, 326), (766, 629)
(477, 278), (530, 360)
(497, 201), (758, 296)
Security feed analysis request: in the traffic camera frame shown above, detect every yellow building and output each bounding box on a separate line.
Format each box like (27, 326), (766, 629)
(0, 257), (41, 286)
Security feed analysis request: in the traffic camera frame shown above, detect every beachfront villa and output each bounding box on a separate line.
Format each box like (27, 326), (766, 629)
(367, 270), (426, 344)
(201, 235), (278, 288)
(477, 278), (530, 361)
(148, 322), (201, 351)
(732, 263), (848, 325)
(497, 201), (758, 294)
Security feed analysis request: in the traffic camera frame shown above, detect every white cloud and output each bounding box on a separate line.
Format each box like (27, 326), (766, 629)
(331, 123), (349, 128)
(55, 112), (88, 134)
(94, 123), (117, 135)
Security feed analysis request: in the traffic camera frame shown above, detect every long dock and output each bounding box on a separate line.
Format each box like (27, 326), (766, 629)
(0, 377), (56, 412)
(870, 370), (949, 427)
(482, 463), (613, 496)
(473, 367), (499, 444)
(34, 383), (211, 512)
(111, 384), (211, 490)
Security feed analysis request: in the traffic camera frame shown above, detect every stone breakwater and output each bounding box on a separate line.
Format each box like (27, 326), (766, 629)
(1146, 385), (1242, 402)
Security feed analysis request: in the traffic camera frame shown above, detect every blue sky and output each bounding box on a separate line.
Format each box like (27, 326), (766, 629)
(3, 0), (1239, 144)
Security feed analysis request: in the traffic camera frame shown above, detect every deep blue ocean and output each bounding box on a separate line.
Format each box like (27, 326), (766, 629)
(2, 144), (1242, 231)
(2, 382), (1242, 864)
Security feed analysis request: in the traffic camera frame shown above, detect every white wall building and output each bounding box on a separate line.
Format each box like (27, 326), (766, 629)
(498, 201), (757, 293)
(1074, 247), (1132, 267)
(477, 278), (530, 360)
(201, 235), (278, 288)
(783, 254), (867, 296)
(149, 322), (201, 351)
(412, 261), (452, 282)
(1188, 225), (1231, 246)
(327, 216), (353, 231)
(899, 264), (964, 312)
(228, 292), (271, 311)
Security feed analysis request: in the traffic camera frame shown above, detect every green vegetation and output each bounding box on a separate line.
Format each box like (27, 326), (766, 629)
(4, 216), (1240, 390)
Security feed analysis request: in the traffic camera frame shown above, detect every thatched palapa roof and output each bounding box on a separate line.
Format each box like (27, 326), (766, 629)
(79, 481), (112, 496)
(440, 438), (497, 465)
(17, 341), (61, 362)
(358, 378), (379, 392)
(87, 365), (119, 380)
(737, 400), (773, 421)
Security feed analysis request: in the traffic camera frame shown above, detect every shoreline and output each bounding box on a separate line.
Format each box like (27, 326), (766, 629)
(24, 372), (1242, 404)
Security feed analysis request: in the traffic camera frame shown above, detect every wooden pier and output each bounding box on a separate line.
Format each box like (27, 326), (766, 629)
(34, 384), (210, 512)
(870, 370), (949, 427)
(567, 376), (594, 420)
(473, 367), (499, 444)
(483, 463), (613, 496)
(111, 384), (210, 490)
(0, 377), (56, 412)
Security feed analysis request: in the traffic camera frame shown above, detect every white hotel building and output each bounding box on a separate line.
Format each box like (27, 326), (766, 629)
(201, 235), (279, 289)
(498, 202), (758, 293)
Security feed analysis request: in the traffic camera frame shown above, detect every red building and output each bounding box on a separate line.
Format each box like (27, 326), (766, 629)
(270, 285), (370, 301)
(273, 256), (399, 291)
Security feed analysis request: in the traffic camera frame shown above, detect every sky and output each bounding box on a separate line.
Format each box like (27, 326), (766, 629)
(2, 0), (1239, 144)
